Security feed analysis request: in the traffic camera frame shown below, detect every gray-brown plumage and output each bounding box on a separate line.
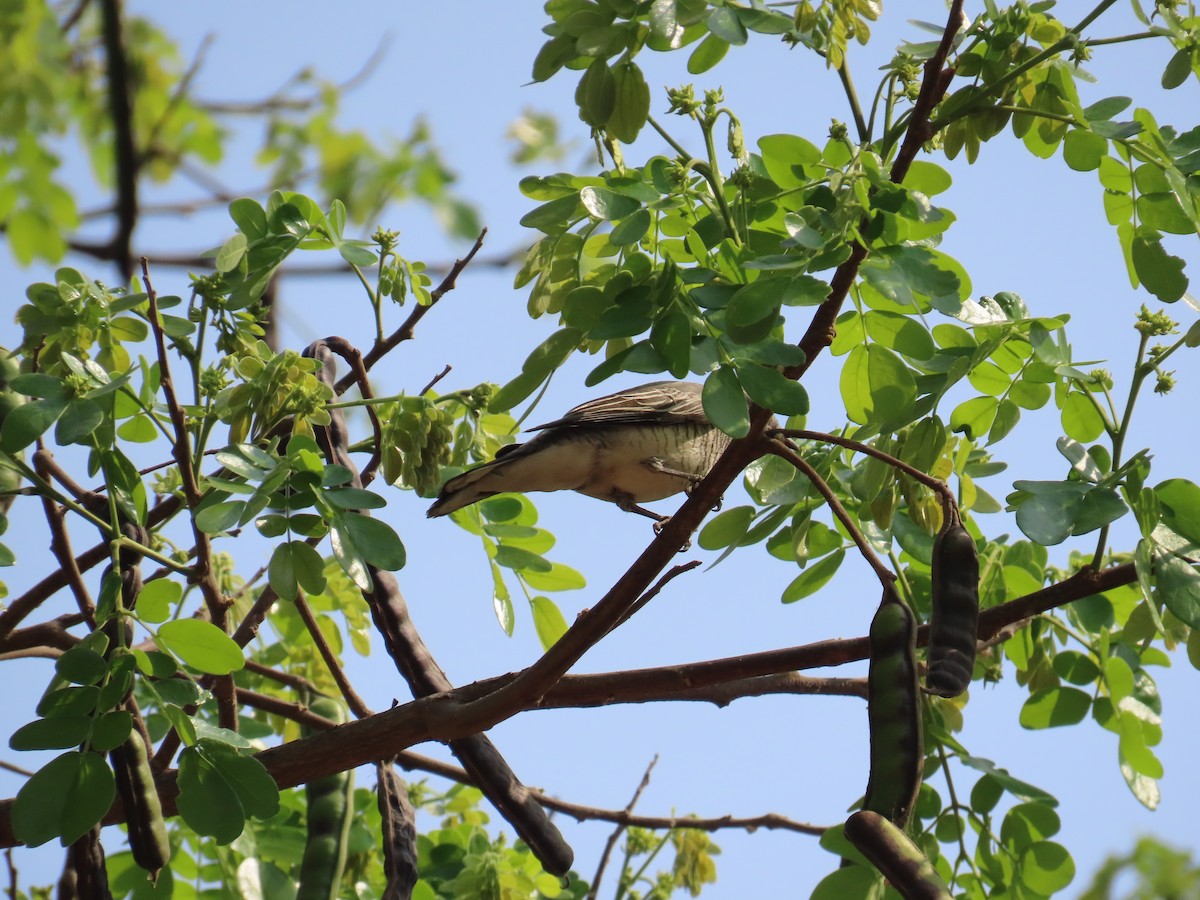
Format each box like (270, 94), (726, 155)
(427, 381), (731, 521)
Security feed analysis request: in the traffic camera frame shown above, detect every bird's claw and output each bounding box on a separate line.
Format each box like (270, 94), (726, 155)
(652, 516), (691, 551)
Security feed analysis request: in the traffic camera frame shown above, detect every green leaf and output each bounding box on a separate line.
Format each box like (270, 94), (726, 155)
(1062, 129), (1107, 171)
(1161, 47), (1193, 89)
(687, 33), (729, 74)
(1153, 551), (1200, 627)
(520, 561), (586, 592)
(12, 751), (115, 847)
(580, 186), (640, 221)
(810, 865), (879, 900)
(702, 367), (750, 438)
(230, 198), (268, 240)
(55, 646), (107, 685)
(1019, 686), (1091, 729)
(1131, 229), (1188, 302)
(610, 208), (651, 245)
(782, 550), (845, 603)
(157, 619), (245, 675)
(54, 398), (104, 445)
(90, 710), (133, 753)
(726, 278), (786, 344)
(959, 755), (1058, 806)
(493, 544), (552, 573)
(736, 363), (809, 416)
(137, 578), (182, 624)
(9, 717), (91, 751)
(324, 487), (387, 510)
(531, 596), (569, 651)
(698, 505), (755, 550)
(1156, 478), (1200, 546)
(195, 500), (247, 534)
(177, 741), (279, 844)
(608, 62), (650, 143)
(706, 6), (747, 44)
(1052, 650), (1100, 685)
(338, 513), (406, 571)
(0, 396), (68, 452)
(1001, 802), (1062, 848)
(758, 134), (821, 189)
(1060, 392), (1106, 443)
(1020, 841), (1076, 895)
(519, 194), (583, 233)
(575, 58), (615, 128)
(216, 232), (248, 273)
(841, 344), (917, 431)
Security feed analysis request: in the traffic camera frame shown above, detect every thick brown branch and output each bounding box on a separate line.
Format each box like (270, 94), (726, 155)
(99, 0), (138, 279)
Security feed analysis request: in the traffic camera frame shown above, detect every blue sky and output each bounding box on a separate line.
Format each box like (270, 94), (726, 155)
(2, 2), (1199, 897)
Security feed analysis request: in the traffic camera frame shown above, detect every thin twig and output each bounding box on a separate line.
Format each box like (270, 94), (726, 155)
(419, 364), (453, 397)
(293, 592), (373, 718)
(589, 756), (658, 900)
(608, 560), (701, 635)
(766, 437), (895, 588)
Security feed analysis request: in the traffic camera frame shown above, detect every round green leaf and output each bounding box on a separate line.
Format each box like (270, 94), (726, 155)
(137, 578), (182, 624)
(54, 398), (104, 445)
(782, 550), (845, 603)
(12, 750), (115, 848)
(702, 367), (750, 438)
(687, 33), (729, 74)
(1019, 686), (1091, 729)
(157, 619), (245, 675)
(340, 513), (406, 572)
(195, 500), (247, 535)
(610, 208), (651, 245)
(1020, 841), (1076, 894)
(89, 710), (133, 753)
(698, 505), (755, 550)
(608, 62), (650, 143)
(1156, 478), (1200, 545)
(531, 596), (569, 651)
(736, 363), (809, 416)
(580, 186), (640, 221)
(55, 646), (108, 686)
(1061, 392), (1106, 443)
(0, 396), (69, 452)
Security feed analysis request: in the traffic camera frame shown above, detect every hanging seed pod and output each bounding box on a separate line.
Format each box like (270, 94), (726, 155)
(110, 732), (170, 878)
(862, 586), (923, 828)
(845, 810), (952, 900)
(925, 510), (980, 698)
(297, 696), (355, 900)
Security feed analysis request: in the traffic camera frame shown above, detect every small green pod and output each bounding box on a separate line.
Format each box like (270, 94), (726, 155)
(297, 696), (354, 900)
(926, 516), (980, 698)
(862, 589), (923, 828)
(110, 733), (170, 877)
(844, 810), (952, 900)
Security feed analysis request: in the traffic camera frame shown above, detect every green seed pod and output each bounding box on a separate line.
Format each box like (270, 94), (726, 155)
(844, 810), (952, 900)
(862, 588), (923, 828)
(925, 514), (980, 698)
(297, 696), (354, 900)
(111, 733), (170, 878)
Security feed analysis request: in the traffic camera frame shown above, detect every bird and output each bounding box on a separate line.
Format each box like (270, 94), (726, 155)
(427, 381), (732, 523)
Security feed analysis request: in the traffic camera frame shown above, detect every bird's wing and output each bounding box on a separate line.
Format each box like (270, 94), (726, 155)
(528, 381), (708, 431)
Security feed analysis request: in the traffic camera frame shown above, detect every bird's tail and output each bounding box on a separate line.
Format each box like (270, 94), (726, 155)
(426, 457), (509, 517)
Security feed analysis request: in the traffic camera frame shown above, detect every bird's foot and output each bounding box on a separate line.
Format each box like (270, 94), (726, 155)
(651, 517), (691, 551)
